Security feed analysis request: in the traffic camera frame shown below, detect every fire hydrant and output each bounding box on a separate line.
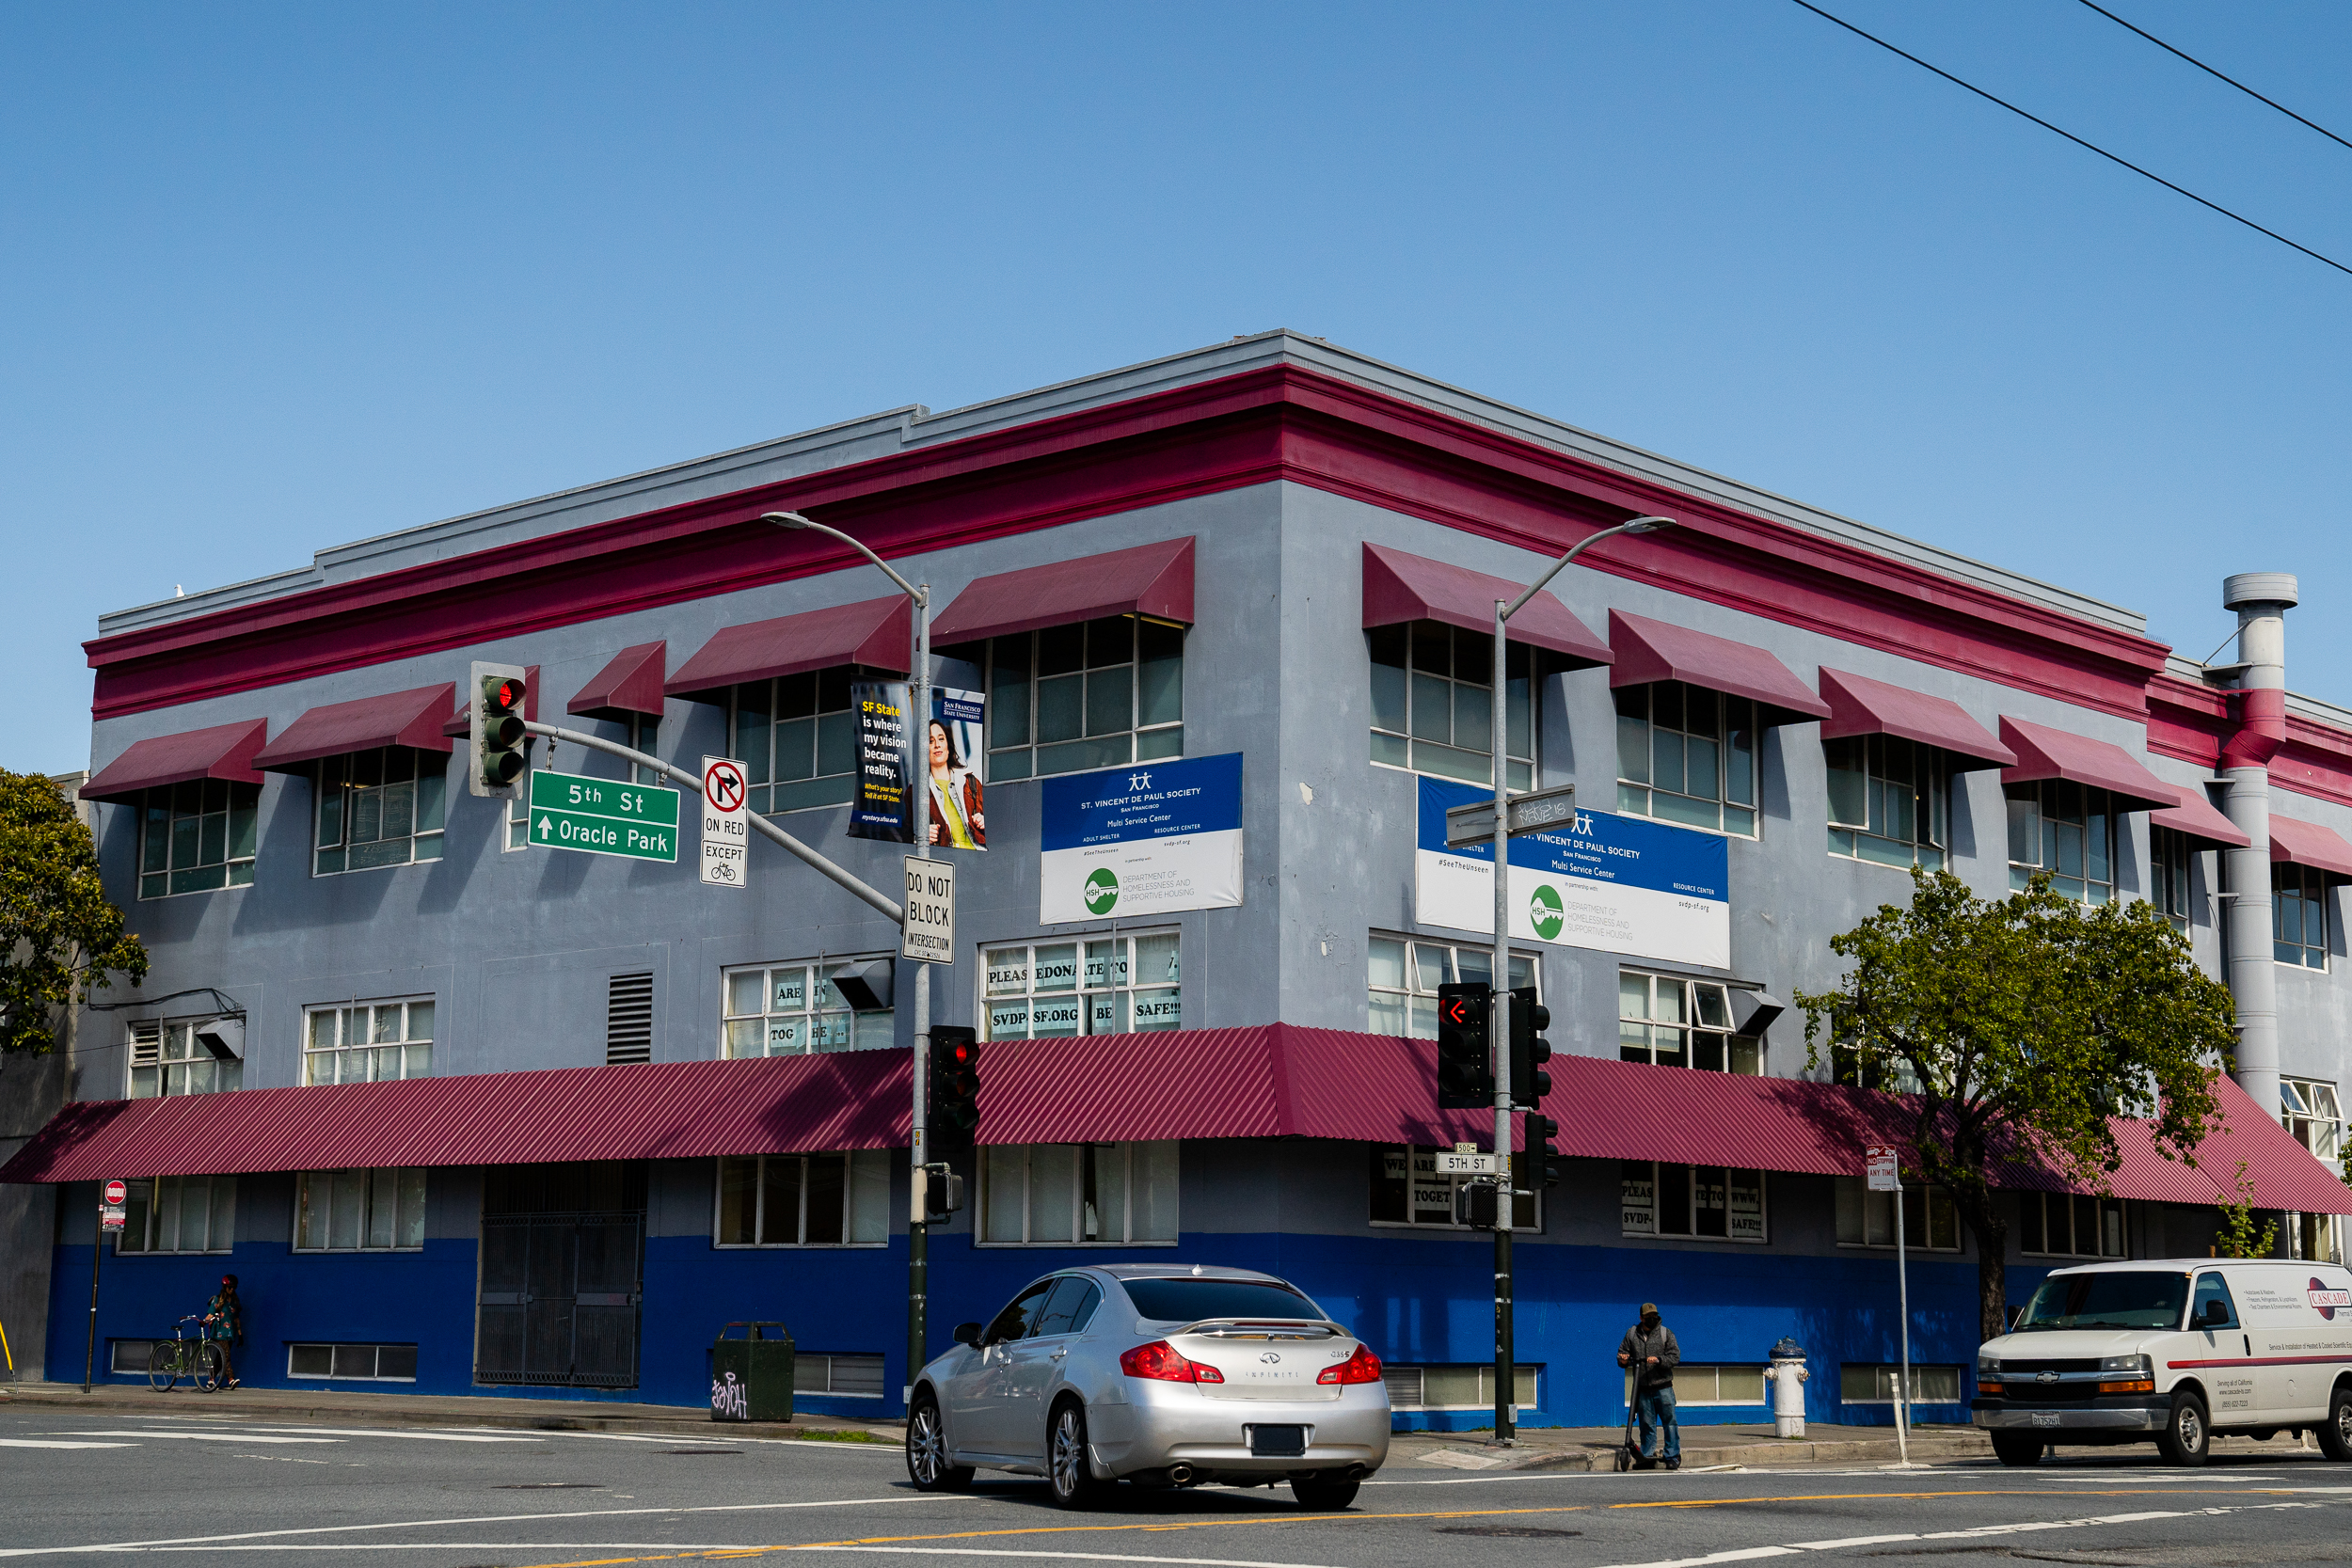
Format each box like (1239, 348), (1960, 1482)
(1763, 1338), (1808, 1437)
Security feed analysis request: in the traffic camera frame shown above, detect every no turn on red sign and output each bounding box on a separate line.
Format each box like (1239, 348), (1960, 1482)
(701, 755), (750, 890)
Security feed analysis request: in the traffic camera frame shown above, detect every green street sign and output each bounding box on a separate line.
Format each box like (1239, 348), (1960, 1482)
(527, 769), (680, 863)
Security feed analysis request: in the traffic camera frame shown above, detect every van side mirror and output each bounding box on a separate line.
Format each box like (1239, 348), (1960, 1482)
(2202, 1300), (2229, 1327)
(953, 1321), (984, 1347)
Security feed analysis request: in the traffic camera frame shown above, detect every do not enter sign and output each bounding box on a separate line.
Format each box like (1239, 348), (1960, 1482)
(103, 1180), (126, 1206)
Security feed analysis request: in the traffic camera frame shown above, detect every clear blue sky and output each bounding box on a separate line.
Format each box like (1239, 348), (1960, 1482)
(8, 1), (2348, 774)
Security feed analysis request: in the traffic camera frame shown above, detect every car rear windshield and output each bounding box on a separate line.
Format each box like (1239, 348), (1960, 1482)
(1122, 1277), (1320, 1323)
(2015, 1271), (2189, 1331)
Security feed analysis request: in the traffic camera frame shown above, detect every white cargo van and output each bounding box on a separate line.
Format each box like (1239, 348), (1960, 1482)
(1974, 1258), (2352, 1465)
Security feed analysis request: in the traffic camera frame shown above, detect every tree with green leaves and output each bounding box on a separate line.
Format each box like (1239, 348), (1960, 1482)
(0, 769), (147, 1053)
(1798, 867), (2234, 1341)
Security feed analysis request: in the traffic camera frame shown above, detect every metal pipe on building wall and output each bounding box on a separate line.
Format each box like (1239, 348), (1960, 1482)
(2218, 572), (2297, 1121)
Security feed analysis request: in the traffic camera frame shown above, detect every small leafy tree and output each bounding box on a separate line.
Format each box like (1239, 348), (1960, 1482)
(1799, 868), (2234, 1341)
(0, 769), (147, 1053)
(2214, 1160), (2279, 1259)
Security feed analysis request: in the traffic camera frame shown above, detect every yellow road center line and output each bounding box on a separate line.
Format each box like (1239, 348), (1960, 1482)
(1611, 1487), (2298, 1509)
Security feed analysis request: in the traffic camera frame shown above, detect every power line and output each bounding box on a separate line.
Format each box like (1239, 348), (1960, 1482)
(2074, 0), (2352, 155)
(1786, 0), (2352, 280)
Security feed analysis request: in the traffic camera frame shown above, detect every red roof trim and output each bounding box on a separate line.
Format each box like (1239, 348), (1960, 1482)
(1607, 610), (1832, 722)
(2148, 784), (2250, 849)
(251, 684), (457, 772)
(2270, 814), (2352, 879)
(1360, 544), (1612, 668)
(663, 596), (911, 702)
(1998, 715), (2178, 813)
(80, 718), (269, 804)
(929, 536), (1195, 647)
(1818, 667), (2015, 770)
(566, 642), (668, 721)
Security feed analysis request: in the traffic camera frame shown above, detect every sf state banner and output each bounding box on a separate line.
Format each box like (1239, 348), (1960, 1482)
(847, 680), (915, 842)
(1414, 776), (1729, 967)
(1039, 752), (1243, 923)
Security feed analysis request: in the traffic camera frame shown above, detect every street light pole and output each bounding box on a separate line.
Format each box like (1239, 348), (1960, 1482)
(1486, 515), (1673, 1445)
(764, 511), (934, 1405)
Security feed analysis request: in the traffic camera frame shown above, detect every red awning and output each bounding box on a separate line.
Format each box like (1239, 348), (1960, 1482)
(1818, 667), (2014, 770)
(2149, 784), (2250, 849)
(568, 642), (667, 721)
(665, 596), (911, 703)
(0, 1053), (907, 1182)
(1998, 716), (2178, 813)
(251, 684), (456, 772)
(1608, 610), (1832, 723)
(930, 537), (1194, 646)
(1360, 545), (1612, 668)
(2271, 814), (2352, 879)
(80, 719), (269, 804)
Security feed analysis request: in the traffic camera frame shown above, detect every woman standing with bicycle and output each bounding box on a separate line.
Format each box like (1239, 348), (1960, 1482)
(202, 1275), (243, 1390)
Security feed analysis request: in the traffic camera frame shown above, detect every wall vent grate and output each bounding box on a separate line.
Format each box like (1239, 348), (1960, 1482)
(607, 973), (654, 1065)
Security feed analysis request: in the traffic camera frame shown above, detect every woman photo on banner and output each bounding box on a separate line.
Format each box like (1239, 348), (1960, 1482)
(927, 717), (984, 849)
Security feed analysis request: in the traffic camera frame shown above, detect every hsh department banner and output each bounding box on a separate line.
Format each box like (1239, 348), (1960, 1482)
(1039, 752), (1244, 923)
(1414, 776), (1729, 967)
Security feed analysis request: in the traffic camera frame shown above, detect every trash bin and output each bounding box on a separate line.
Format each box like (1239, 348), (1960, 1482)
(711, 1322), (794, 1423)
(1763, 1337), (1808, 1438)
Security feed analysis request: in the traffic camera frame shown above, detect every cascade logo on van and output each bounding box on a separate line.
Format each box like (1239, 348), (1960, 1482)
(2308, 1278), (2350, 1320)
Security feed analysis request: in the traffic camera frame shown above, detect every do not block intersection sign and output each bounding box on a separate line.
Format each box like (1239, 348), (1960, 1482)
(902, 857), (955, 963)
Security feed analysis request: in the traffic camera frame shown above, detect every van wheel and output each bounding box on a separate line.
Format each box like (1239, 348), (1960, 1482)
(1990, 1433), (2043, 1466)
(2156, 1391), (2210, 1466)
(2319, 1383), (2352, 1462)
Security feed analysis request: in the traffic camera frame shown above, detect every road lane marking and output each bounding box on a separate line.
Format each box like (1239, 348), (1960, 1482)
(49, 1431), (341, 1445)
(240, 1427), (547, 1443)
(1783, 1537), (1918, 1550)
(0, 1439), (139, 1449)
(809, 1552), (1359, 1568)
(1578, 1552), (1803, 1568)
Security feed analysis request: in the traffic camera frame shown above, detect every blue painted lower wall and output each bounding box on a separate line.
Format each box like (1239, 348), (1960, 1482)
(50, 1229), (2042, 1430)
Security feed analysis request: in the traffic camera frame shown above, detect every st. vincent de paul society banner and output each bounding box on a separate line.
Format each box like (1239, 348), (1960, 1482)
(1039, 752), (1243, 924)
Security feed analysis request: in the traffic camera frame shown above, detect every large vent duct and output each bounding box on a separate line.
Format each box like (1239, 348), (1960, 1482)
(2218, 572), (2297, 1119)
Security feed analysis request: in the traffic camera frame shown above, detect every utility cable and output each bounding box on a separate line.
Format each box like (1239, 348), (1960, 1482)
(1787, 0), (2352, 279)
(2074, 0), (2352, 155)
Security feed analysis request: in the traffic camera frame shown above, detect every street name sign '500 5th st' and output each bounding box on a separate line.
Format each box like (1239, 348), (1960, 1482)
(529, 769), (679, 863)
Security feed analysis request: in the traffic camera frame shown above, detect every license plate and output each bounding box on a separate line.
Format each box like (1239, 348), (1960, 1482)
(2031, 1413), (2061, 1428)
(1249, 1424), (1307, 1456)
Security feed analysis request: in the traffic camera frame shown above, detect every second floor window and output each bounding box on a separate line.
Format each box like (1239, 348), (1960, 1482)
(2019, 1192), (2124, 1259)
(984, 933), (1180, 1039)
(729, 668), (871, 816)
(2151, 825), (2194, 932)
(118, 1174), (235, 1255)
(1367, 936), (1534, 1038)
(1366, 622), (1534, 790)
(979, 1140), (1178, 1244)
(305, 999), (434, 1085)
(315, 748), (445, 875)
(716, 1151), (890, 1246)
(1619, 971), (1757, 1074)
(723, 960), (893, 1056)
(1622, 1162), (1767, 1243)
(1616, 682), (1757, 837)
(2276, 863), (2330, 969)
(1825, 736), (1947, 869)
(2005, 780), (2115, 903)
(139, 781), (259, 898)
(1834, 1176), (1961, 1251)
(1370, 1145), (1537, 1231)
(985, 616), (1184, 782)
(295, 1168), (426, 1251)
(128, 1021), (242, 1099)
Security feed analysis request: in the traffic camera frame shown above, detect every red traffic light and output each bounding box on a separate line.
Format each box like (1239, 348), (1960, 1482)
(485, 676), (527, 715)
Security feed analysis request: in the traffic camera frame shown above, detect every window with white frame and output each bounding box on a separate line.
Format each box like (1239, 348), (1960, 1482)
(982, 616), (1184, 782)
(1622, 1364), (1766, 1407)
(728, 668), (883, 816)
(715, 1152), (890, 1246)
(2018, 1192), (2125, 1259)
(127, 1020), (243, 1099)
(1615, 682), (1758, 836)
(294, 1169), (426, 1252)
(2276, 863), (2331, 969)
(983, 932), (1180, 1039)
(118, 1175), (236, 1254)
(289, 1343), (418, 1381)
(1383, 1364), (1538, 1412)
(1621, 1162), (1767, 1242)
(313, 748), (446, 874)
(1825, 736), (1947, 869)
(2151, 825), (2194, 932)
(1369, 1145), (1537, 1231)
(138, 781), (260, 898)
(2005, 780), (2117, 903)
(1365, 623), (1535, 790)
(1834, 1177), (1962, 1251)
(721, 958), (894, 1056)
(304, 999), (434, 1085)
(2281, 1078), (2344, 1265)
(1618, 971), (1757, 1073)
(1366, 936), (1535, 1038)
(978, 1141), (1178, 1244)
(1840, 1364), (1963, 1404)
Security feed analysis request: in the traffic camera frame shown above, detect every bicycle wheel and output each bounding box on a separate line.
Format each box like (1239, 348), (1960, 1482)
(148, 1340), (180, 1392)
(196, 1342), (227, 1393)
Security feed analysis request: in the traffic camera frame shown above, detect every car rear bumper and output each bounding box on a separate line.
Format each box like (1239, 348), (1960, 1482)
(1089, 1388), (1391, 1478)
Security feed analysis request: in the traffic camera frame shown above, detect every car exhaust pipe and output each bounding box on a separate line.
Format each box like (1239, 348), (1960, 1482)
(1167, 1464), (1197, 1485)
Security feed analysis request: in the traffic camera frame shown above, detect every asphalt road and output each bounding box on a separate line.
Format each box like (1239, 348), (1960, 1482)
(5, 1407), (2352, 1566)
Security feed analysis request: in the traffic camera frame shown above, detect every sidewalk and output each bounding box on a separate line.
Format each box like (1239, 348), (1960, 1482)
(1387, 1419), (1991, 1472)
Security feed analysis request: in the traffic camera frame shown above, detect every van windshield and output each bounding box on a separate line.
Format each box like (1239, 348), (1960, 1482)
(2015, 1271), (2190, 1331)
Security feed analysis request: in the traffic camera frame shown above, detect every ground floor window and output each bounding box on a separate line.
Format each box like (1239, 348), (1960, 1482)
(127, 1019), (243, 1099)
(978, 1141), (1178, 1244)
(1381, 1363), (1538, 1411)
(1840, 1364), (1964, 1404)
(304, 998), (434, 1085)
(1366, 936), (1535, 1038)
(1624, 1364), (1765, 1406)
(1621, 1163), (1766, 1243)
(2019, 1192), (2124, 1259)
(793, 1352), (886, 1398)
(1834, 1177), (1961, 1251)
(1619, 970), (1757, 1073)
(722, 958), (894, 1056)
(289, 1343), (418, 1382)
(108, 1340), (158, 1374)
(1369, 1145), (1537, 1231)
(715, 1152), (889, 1246)
(983, 932), (1181, 1039)
(118, 1174), (236, 1254)
(294, 1168), (426, 1252)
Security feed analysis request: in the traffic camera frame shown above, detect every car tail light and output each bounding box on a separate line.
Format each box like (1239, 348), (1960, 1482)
(1318, 1345), (1384, 1386)
(1120, 1340), (1222, 1384)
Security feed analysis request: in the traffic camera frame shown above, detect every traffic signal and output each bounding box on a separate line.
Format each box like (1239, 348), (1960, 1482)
(1508, 986), (1551, 1109)
(471, 663), (530, 795)
(1435, 983), (1493, 1109)
(922, 1163), (965, 1219)
(1454, 1178), (1500, 1229)
(929, 1026), (980, 1162)
(1518, 1114), (1562, 1191)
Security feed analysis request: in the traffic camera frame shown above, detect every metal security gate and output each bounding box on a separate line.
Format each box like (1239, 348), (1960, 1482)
(476, 1164), (646, 1389)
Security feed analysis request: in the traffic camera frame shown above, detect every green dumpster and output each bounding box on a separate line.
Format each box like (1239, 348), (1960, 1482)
(711, 1322), (794, 1422)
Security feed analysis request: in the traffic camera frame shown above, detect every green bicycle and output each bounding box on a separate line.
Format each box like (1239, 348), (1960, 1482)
(148, 1314), (226, 1392)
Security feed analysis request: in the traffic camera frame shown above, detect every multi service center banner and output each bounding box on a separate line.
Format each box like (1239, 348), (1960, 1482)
(1415, 776), (1729, 967)
(1040, 752), (1244, 923)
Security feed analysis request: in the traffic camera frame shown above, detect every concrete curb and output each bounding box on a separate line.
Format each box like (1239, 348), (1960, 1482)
(1394, 1429), (1994, 1473)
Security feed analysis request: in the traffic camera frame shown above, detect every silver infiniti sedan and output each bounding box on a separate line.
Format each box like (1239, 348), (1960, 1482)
(905, 1263), (1390, 1509)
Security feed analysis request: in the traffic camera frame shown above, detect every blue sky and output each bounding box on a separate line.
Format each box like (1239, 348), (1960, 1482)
(8, 1), (2348, 773)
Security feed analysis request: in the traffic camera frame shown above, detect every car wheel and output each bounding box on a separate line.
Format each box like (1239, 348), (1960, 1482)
(2156, 1391), (2210, 1467)
(1291, 1474), (1359, 1511)
(1990, 1433), (2042, 1467)
(2318, 1383), (2352, 1463)
(905, 1392), (974, 1492)
(1047, 1401), (1101, 1509)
